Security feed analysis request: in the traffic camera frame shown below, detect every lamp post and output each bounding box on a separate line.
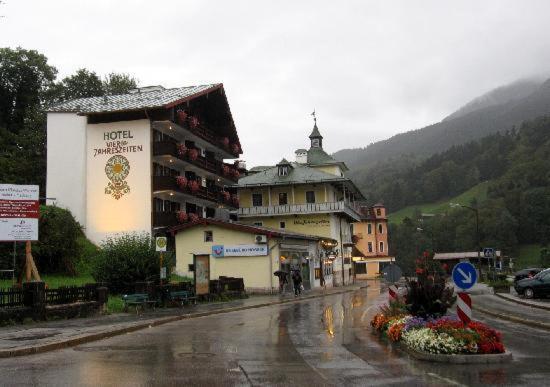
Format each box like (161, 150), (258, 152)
(450, 203), (481, 269)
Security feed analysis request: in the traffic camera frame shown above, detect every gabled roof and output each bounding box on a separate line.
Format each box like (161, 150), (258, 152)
(307, 147), (348, 170)
(47, 84), (222, 114)
(169, 218), (321, 240)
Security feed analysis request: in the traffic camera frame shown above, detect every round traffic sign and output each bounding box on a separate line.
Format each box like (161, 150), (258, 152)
(452, 262), (478, 290)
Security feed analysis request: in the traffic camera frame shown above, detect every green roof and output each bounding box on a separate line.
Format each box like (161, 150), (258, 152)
(237, 162), (364, 198)
(309, 123), (322, 139)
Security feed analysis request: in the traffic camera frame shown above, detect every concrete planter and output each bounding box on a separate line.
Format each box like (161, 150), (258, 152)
(403, 345), (512, 364)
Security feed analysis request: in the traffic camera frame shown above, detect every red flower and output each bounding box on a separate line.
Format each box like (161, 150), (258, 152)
(188, 213), (199, 222)
(222, 165), (230, 176)
(415, 268), (424, 275)
(177, 143), (187, 156)
(189, 180), (200, 193)
(231, 194), (239, 207)
(176, 211), (188, 223)
(188, 148), (199, 161)
(222, 191), (231, 202)
(190, 116), (200, 128)
(176, 110), (187, 124)
(176, 176), (188, 190)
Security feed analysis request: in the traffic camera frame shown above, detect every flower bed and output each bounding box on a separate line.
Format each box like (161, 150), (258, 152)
(371, 310), (507, 358)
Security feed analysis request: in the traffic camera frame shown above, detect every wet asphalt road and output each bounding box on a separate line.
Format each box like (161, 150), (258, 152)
(0, 286), (549, 386)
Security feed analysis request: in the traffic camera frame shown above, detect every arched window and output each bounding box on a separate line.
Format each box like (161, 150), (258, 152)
(379, 241), (384, 253)
(378, 223), (383, 234)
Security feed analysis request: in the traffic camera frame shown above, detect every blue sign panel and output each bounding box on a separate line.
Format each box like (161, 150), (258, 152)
(452, 262), (478, 290)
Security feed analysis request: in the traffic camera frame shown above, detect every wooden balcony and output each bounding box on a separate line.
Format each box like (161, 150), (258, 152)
(237, 201), (362, 221)
(153, 141), (238, 182)
(153, 212), (178, 228)
(152, 176), (235, 207)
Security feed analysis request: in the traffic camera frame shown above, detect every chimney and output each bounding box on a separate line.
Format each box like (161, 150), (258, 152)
(295, 149), (307, 164)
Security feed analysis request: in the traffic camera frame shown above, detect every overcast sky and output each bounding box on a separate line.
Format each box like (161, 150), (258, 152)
(2, 0), (550, 167)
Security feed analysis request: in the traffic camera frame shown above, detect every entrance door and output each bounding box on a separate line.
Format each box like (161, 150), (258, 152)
(194, 254), (210, 296)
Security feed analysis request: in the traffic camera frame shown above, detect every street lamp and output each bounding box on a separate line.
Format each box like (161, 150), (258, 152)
(450, 203), (481, 268)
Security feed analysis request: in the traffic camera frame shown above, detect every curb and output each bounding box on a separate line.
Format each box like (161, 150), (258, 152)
(473, 304), (550, 331)
(403, 345), (512, 364)
(0, 286), (360, 358)
(494, 293), (550, 312)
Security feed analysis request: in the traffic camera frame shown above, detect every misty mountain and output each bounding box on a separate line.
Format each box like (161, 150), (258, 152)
(443, 78), (543, 121)
(334, 77), (550, 172)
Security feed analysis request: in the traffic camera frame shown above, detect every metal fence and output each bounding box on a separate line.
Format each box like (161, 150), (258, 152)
(0, 287), (24, 308)
(45, 285), (97, 305)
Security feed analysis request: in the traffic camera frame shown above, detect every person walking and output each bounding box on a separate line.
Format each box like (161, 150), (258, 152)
(274, 270), (288, 294)
(292, 269), (303, 297)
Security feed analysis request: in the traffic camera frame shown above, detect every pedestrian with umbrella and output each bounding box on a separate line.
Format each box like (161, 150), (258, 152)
(274, 270), (288, 294)
(291, 268), (303, 297)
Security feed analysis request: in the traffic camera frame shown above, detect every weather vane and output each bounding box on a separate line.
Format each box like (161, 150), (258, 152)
(311, 109), (316, 124)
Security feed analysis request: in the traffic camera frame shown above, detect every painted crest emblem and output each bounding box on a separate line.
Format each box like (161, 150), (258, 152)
(104, 155), (130, 199)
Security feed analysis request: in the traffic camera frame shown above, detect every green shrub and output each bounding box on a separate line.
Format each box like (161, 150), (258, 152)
(91, 233), (174, 292)
(32, 205), (83, 275)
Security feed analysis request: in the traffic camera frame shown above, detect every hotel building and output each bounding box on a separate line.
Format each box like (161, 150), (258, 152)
(46, 84), (242, 245)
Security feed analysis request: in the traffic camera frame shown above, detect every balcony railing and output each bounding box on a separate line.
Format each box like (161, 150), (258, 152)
(153, 212), (179, 228)
(237, 201), (362, 220)
(153, 141), (239, 182)
(153, 176), (237, 207)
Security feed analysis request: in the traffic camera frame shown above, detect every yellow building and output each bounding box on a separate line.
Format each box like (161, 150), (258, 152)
(236, 121), (364, 287)
(171, 218), (321, 293)
(352, 203), (395, 279)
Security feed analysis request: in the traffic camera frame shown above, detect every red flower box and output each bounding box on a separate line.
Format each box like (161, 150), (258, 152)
(177, 143), (187, 157)
(188, 148), (199, 161)
(176, 211), (188, 223)
(176, 176), (188, 189)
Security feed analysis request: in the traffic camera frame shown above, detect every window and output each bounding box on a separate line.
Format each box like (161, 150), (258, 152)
(253, 222), (263, 227)
(188, 264), (195, 272)
(368, 242), (373, 253)
(378, 223), (383, 234)
(204, 231), (213, 242)
(355, 262), (367, 274)
(306, 191), (316, 204)
(367, 223), (372, 234)
(278, 166), (289, 176)
(376, 208), (381, 216)
(252, 193), (263, 207)
(279, 192), (288, 205)
(379, 241), (384, 253)
(315, 268), (321, 279)
(280, 221), (286, 229)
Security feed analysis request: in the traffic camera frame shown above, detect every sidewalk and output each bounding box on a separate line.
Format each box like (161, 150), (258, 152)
(472, 293), (550, 330)
(0, 283), (363, 358)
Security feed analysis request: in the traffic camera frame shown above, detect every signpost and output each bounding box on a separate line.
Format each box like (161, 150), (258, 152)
(155, 237), (167, 284)
(0, 184), (40, 284)
(452, 262), (478, 324)
(382, 264), (402, 302)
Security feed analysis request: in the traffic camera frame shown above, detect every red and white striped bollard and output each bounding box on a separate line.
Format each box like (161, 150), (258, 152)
(457, 292), (472, 324)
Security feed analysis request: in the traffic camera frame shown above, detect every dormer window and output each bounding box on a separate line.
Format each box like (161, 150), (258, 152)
(278, 166), (289, 176)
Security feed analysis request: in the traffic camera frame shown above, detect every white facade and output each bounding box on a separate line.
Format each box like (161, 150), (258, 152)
(85, 119), (151, 244)
(47, 115), (152, 245)
(46, 113), (88, 226)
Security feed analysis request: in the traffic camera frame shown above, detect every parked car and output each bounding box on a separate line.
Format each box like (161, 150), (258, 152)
(513, 268), (543, 283)
(514, 269), (550, 299)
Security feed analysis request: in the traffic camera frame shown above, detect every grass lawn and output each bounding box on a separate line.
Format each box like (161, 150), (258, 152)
(515, 244), (543, 270)
(388, 181), (489, 224)
(0, 273), (94, 289)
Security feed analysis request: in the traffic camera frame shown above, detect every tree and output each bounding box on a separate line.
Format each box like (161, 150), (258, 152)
(57, 68), (103, 101)
(103, 72), (138, 95)
(0, 47), (57, 133)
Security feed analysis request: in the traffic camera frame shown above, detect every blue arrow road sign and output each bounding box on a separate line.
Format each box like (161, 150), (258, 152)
(452, 262), (478, 290)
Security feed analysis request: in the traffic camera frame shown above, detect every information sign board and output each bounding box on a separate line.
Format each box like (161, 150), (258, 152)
(0, 184), (39, 241)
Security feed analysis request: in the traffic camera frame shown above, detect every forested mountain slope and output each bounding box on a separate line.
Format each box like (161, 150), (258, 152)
(334, 78), (550, 171)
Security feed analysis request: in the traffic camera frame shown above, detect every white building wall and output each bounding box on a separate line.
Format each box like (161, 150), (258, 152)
(85, 119), (151, 244)
(46, 113), (88, 226)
